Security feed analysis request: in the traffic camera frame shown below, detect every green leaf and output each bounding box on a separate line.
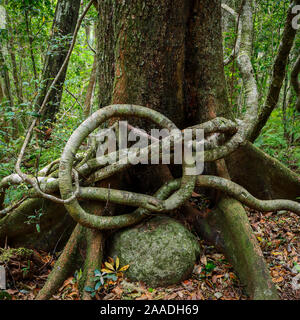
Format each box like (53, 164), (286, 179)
(104, 274), (117, 282)
(26, 112), (41, 118)
(94, 269), (101, 276)
(104, 262), (115, 271)
(92, 277), (100, 282)
(293, 263), (300, 273)
(205, 261), (216, 272)
(84, 286), (94, 292)
(0, 291), (12, 300)
(95, 281), (102, 291)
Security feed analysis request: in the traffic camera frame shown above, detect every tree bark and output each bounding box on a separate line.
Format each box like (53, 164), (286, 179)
(95, 0), (278, 299)
(97, 0), (189, 128)
(36, 0), (81, 124)
(83, 57), (97, 118)
(226, 141), (300, 201)
(6, 12), (23, 105)
(24, 8), (38, 84)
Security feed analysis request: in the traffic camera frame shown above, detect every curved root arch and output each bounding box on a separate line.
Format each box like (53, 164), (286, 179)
(58, 104), (197, 229)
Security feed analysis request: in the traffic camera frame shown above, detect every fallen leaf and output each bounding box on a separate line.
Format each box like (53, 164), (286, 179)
(272, 277), (284, 283)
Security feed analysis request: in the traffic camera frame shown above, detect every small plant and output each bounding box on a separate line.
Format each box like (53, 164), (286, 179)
(21, 260), (31, 277)
(72, 269), (83, 284)
(204, 261), (216, 273)
(101, 256), (130, 275)
(25, 208), (43, 233)
(0, 291), (12, 300)
(84, 257), (129, 298)
(293, 262), (300, 273)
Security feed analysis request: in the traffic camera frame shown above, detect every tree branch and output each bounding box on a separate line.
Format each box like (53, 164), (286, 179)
(222, 3), (243, 66)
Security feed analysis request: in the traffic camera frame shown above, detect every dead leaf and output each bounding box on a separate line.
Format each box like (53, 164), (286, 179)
(272, 277), (284, 283)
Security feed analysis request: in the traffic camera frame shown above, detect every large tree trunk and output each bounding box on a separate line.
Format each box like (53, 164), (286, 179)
(95, 0), (278, 299)
(97, 0), (188, 127)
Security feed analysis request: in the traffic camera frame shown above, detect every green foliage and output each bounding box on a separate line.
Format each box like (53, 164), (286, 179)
(0, 0), (298, 211)
(84, 257), (129, 298)
(25, 208), (43, 233)
(0, 291), (12, 300)
(73, 269), (83, 283)
(84, 269), (117, 298)
(21, 260), (31, 277)
(255, 108), (300, 170)
(204, 261), (216, 273)
(223, 0), (299, 170)
(0, 0), (95, 205)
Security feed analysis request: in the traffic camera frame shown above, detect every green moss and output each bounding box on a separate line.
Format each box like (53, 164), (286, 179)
(0, 247), (33, 263)
(109, 215), (201, 287)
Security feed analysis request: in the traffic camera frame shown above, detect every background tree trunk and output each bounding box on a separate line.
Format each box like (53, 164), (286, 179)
(36, 0), (81, 125)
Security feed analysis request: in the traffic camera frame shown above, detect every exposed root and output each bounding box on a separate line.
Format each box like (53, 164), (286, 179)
(58, 104), (197, 230)
(215, 196), (279, 300)
(81, 228), (104, 300)
(196, 175), (300, 215)
(1, 102), (298, 301)
(35, 223), (84, 300)
(226, 141), (300, 200)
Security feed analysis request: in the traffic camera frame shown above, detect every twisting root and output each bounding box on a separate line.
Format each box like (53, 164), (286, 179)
(196, 175), (300, 215)
(58, 104), (197, 230)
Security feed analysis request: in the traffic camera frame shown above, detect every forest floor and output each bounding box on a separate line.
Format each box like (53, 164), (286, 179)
(0, 208), (299, 301)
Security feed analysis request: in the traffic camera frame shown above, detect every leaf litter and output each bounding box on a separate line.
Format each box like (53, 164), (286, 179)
(0, 209), (299, 300)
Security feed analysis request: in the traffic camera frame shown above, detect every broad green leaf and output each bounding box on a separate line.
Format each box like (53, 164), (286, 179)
(94, 269), (101, 276)
(95, 281), (102, 291)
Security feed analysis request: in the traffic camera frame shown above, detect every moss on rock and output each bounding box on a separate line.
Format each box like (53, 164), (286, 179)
(109, 215), (201, 287)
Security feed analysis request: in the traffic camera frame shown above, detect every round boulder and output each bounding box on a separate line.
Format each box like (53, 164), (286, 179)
(109, 215), (200, 287)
